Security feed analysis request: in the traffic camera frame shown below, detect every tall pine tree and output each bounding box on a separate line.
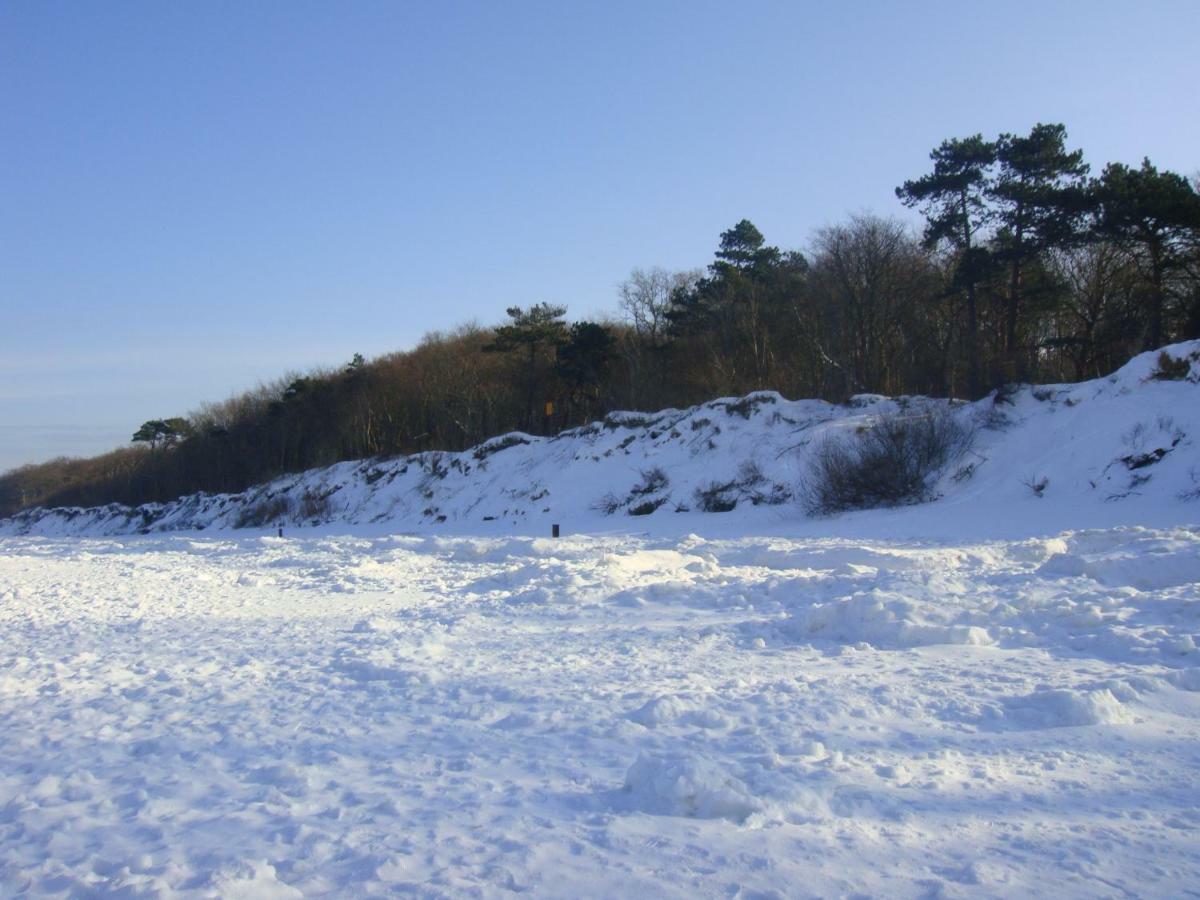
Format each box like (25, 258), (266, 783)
(483, 304), (568, 431)
(897, 135), (997, 397)
(1094, 159), (1200, 349)
(990, 123), (1089, 376)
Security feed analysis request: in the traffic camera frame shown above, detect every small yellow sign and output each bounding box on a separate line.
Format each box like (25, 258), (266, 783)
(544, 401), (555, 417)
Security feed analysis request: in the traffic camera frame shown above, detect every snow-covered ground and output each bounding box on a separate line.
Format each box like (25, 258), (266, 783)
(1, 343), (1199, 896)
(1, 525), (1199, 897)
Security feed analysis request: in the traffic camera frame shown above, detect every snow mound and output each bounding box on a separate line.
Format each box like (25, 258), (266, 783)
(1003, 688), (1134, 729)
(205, 860), (302, 899)
(627, 694), (699, 727)
(623, 753), (762, 821)
(1037, 530), (1200, 590)
(626, 694), (732, 729)
(1168, 668), (1200, 692)
(783, 590), (993, 649)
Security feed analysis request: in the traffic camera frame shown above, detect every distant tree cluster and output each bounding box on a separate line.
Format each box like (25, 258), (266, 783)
(2, 124), (1197, 519)
(896, 125), (1200, 393)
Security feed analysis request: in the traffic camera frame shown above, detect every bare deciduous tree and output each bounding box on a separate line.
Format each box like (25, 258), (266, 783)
(618, 267), (700, 345)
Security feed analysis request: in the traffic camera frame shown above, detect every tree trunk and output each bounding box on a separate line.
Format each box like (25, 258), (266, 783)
(1147, 242), (1165, 350)
(525, 342), (537, 432)
(966, 280), (980, 397)
(961, 189), (981, 398)
(1005, 256), (1023, 381)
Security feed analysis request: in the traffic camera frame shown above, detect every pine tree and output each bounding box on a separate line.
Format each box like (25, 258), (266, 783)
(132, 418), (192, 450)
(666, 220), (791, 391)
(556, 321), (616, 421)
(1094, 159), (1200, 349)
(990, 124), (1089, 376)
(897, 135), (997, 397)
(712, 219), (780, 273)
(484, 304), (568, 431)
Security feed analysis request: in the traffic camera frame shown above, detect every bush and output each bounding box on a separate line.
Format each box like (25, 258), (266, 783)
(803, 411), (971, 514)
(473, 434), (530, 460)
(1151, 351), (1192, 381)
(420, 452), (450, 479)
(692, 459), (789, 512)
(695, 482), (738, 512)
(721, 394), (777, 419)
(594, 491), (622, 515)
(992, 383), (1021, 406)
(298, 489), (332, 521)
(235, 494), (291, 528)
(631, 467), (669, 496)
(628, 497), (667, 516)
(1180, 467), (1200, 502)
(1022, 475), (1049, 497)
(603, 411), (658, 430)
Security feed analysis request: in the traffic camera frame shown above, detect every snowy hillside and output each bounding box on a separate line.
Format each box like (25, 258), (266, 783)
(4, 342), (1199, 539)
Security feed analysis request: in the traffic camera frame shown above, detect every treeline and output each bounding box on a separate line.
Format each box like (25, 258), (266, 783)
(3, 123), (1198, 518)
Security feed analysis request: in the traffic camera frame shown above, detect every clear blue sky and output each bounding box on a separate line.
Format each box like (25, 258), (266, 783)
(2, 0), (1197, 472)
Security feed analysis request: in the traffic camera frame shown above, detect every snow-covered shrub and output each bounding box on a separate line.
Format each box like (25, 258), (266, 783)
(603, 411), (657, 430)
(992, 382), (1021, 406)
(298, 489), (331, 522)
(1181, 467), (1200, 502)
(736, 460), (764, 487)
(235, 494), (291, 528)
(1150, 351), (1192, 381)
(595, 468), (671, 516)
(803, 410), (971, 514)
(628, 497), (667, 516)
(473, 434), (530, 460)
(721, 393), (777, 419)
(693, 461), (788, 512)
(419, 452), (450, 479)
(594, 492), (622, 515)
(631, 467), (669, 496)
(363, 466), (390, 485)
(1022, 475), (1049, 497)
(695, 481), (738, 512)
(1119, 417), (1184, 470)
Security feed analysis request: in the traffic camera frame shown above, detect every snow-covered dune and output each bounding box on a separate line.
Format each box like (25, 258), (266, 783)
(4, 341), (1199, 539)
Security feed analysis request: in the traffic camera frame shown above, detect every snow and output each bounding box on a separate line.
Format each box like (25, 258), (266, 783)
(2, 525), (1199, 896)
(0, 343), (1198, 895)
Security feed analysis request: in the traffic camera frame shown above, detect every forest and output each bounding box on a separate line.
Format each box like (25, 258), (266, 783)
(3, 123), (1198, 518)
